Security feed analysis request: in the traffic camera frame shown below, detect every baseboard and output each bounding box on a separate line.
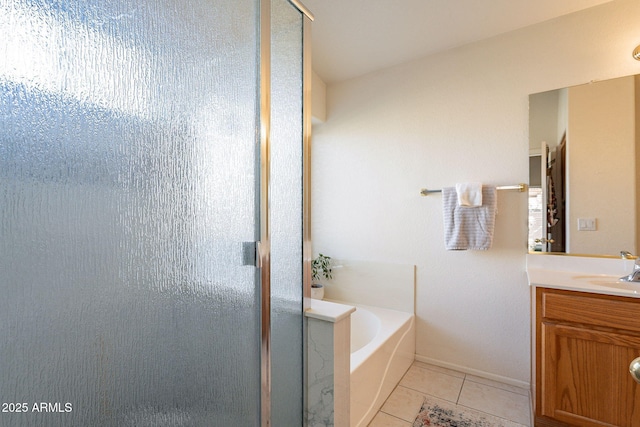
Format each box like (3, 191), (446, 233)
(414, 355), (530, 390)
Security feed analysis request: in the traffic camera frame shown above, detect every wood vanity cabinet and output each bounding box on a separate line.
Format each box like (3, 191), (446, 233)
(535, 287), (640, 427)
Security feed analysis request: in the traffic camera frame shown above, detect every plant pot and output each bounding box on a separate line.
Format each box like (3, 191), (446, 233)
(311, 284), (324, 300)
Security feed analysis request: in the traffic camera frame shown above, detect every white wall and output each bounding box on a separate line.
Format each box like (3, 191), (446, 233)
(529, 89), (559, 155)
(557, 89), (569, 147)
(311, 0), (640, 386)
(311, 71), (327, 123)
(568, 76), (637, 254)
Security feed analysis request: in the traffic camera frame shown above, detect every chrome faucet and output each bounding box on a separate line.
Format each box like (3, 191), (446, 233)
(621, 257), (640, 282)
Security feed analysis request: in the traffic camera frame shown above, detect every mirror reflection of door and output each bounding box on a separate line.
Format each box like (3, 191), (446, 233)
(540, 142), (549, 251)
(528, 151), (543, 252)
(546, 134), (566, 252)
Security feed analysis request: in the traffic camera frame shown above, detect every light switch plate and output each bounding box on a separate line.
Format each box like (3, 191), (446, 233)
(577, 217), (597, 231)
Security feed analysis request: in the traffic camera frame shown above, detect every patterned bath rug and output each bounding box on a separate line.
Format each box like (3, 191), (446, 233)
(412, 397), (522, 427)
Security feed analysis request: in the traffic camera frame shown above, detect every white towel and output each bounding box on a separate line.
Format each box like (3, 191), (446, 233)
(455, 182), (483, 207)
(442, 186), (497, 250)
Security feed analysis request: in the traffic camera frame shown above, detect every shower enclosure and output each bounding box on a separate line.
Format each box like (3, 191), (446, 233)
(0, 0), (311, 425)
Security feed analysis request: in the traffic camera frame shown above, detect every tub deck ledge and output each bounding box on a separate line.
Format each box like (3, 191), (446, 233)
(305, 299), (356, 323)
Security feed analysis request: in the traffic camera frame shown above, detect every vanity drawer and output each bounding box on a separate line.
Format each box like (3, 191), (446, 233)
(541, 289), (640, 333)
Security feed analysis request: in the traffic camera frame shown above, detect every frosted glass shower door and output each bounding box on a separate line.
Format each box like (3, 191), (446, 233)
(270, 1), (306, 426)
(0, 0), (265, 425)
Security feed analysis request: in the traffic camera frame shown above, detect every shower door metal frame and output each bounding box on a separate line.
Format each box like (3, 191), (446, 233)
(259, 1), (313, 425)
(301, 4), (314, 427)
(299, 2), (313, 308)
(259, 2), (272, 425)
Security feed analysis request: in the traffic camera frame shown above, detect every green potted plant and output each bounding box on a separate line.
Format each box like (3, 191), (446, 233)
(311, 253), (332, 300)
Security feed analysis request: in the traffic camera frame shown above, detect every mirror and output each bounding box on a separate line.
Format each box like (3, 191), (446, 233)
(528, 74), (640, 257)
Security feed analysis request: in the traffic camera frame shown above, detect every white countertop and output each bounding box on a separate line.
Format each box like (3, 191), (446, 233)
(526, 254), (640, 298)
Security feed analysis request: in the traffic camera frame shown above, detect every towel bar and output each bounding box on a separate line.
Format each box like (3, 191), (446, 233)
(420, 183), (527, 196)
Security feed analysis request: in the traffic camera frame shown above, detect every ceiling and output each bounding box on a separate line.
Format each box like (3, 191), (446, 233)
(303, 0), (614, 83)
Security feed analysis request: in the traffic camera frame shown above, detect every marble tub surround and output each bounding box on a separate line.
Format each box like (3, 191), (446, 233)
(322, 260), (415, 312)
(526, 253), (640, 298)
(306, 299), (355, 426)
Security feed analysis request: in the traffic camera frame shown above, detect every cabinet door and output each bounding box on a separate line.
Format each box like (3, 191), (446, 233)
(541, 322), (640, 426)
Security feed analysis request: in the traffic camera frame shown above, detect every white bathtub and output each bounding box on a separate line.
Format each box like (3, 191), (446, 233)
(348, 303), (415, 427)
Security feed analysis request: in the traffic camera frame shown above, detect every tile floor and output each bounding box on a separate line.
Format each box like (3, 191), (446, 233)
(368, 361), (531, 426)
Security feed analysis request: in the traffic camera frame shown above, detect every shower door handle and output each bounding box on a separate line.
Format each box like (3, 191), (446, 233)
(242, 241), (269, 268)
(242, 241), (258, 266)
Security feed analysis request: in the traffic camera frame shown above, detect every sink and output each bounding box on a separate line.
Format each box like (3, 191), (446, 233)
(595, 281), (640, 293)
(573, 274), (640, 293)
